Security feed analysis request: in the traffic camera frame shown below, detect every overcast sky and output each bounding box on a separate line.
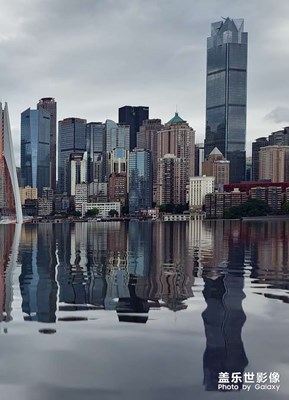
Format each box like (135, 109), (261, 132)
(1, 0), (289, 165)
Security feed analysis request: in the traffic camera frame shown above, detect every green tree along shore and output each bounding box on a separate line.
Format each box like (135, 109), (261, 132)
(224, 199), (271, 219)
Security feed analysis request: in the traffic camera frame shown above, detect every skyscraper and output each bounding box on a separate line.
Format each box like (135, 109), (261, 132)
(252, 137), (269, 181)
(58, 117), (87, 194)
(21, 108), (50, 196)
(204, 18), (248, 183)
(129, 149), (152, 213)
(119, 106), (149, 151)
(137, 118), (163, 203)
(157, 112), (195, 204)
(86, 122), (105, 183)
(37, 98), (57, 191)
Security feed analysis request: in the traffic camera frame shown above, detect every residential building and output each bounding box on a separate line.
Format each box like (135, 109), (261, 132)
(202, 147), (230, 188)
(20, 186), (38, 205)
(21, 107), (50, 196)
(129, 149), (152, 213)
(157, 112), (195, 203)
(205, 189), (248, 218)
(250, 186), (282, 211)
(204, 18), (248, 183)
(259, 145), (289, 182)
(157, 154), (186, 205)
(38, 187), (54, 216)
(109, 173), (127, 206)
(189, 176), (215, 211)
(88, 182), (108, 202)
(37, 97), (57, 190)
(119, 106), (149, 151)
(75, 183), (88, 213)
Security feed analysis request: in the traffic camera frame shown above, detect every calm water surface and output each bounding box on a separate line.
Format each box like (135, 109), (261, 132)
(0, 220), (289, 400)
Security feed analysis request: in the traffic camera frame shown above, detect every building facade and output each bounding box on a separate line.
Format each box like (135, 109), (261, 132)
(119, 106), (149, 151)
(157, 113), (195, 203)
(86, 122), (105, 183)
(137, 118), (163, 202)
(252, 137), (269, 182)
(37, 97), (57, 190)
(58, 117), (87, 194)
(129, 149), (152, 213)
(204, 18), (248, 183)
(202, 147), (230, 188)
(189, 176), (215, 210)
(205, 189), (248, 218)
(21, 108), (50, 196)
(157, 154), (186, 206)
(259, 145), (289, 183)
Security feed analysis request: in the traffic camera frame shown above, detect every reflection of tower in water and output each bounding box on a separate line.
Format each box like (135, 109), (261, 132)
(19, 224), (57, 322)
(149, 222), (194, 311)
(0, 224), (16, 322)
(202, 221), (248, 391)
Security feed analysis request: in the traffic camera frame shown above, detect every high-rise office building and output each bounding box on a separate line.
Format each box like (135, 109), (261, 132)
(37, 98), (57, 191)
(204, 18), (248, 183)
(58, 117), (87, 194)
(137, 118), (163, 202)
(119, 106), (149, 151)
(21, 108), (50, 196)
(0, 103), (23, 222)
(86, 122), (105, 183)
(252, 137), (269, 181)
(129, 149), (152, 213)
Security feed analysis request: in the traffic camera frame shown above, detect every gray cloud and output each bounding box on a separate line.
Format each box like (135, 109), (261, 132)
(0, 0), (289, 162)
(265, 107), (289, 124)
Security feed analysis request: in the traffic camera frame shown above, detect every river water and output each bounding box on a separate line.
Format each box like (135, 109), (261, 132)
(0, 220), (288, 399)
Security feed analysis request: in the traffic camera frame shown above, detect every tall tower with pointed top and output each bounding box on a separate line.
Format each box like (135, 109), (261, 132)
(204, 18), (248, 183)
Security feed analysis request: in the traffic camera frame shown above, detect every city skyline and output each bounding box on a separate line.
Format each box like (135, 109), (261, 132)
(0, 1), (289, 165)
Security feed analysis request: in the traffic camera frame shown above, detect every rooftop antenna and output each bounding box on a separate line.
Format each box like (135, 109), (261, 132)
(176, 104), (178, 114)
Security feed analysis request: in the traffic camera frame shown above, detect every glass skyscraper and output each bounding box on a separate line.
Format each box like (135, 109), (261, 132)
(37, 98), (57, 191)
(119, 106), (149, 151)
(204, 18), (248, 183)
(58, 117), (87, 194)
(129, 149), (152, 213)
(21, 108), (50, 196)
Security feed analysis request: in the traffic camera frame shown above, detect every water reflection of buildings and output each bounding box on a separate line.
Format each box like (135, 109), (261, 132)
(0, 224), (16, 322)
(55, 221), (195, 321)
(19, 224), (57, 322)
(202, 222), (248, 391)
(149, 222), (194, 311)
(244, 221), (289, 285)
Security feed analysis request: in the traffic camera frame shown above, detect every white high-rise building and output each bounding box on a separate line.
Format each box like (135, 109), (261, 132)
(189, 176), (214, 210)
